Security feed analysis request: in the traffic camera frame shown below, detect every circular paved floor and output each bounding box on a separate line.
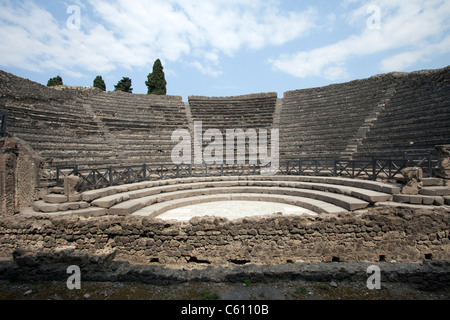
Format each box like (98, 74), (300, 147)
(140, 200), (317, 221)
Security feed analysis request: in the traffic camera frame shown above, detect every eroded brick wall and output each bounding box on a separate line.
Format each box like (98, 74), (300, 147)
(0, 207), (448, 265)
(0, 137), (42, 216)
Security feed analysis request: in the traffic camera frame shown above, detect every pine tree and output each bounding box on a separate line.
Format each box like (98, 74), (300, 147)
(47, 76), (63, 87)
(146, 59), (167, 95)
(93, 76), (106, 91)
(114, 77), (133, 93)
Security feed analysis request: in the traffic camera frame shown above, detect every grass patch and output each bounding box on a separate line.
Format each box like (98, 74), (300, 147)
(316, 283), (330, 291)
(201, 290), (220, 300)
(294, 286), (308, 295)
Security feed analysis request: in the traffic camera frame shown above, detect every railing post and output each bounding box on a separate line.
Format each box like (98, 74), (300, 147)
(56, 167), (61, 186)
(109, 167), (113, 186)
(372, 159), (377, 181)
(389, 161), (393, 179)
(298, 160), (302, 176)
(143, 164), (147, 180)
(333, 160), (338, 177)
(350, 161), (354, 178)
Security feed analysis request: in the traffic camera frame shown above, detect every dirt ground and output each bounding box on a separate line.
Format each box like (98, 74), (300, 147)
(0, 278), (448, 301)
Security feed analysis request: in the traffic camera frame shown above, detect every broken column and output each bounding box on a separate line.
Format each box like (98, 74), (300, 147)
(401, 167), (423, 195)
(64, 176), (82, 202)
(434, 145), (450, 182)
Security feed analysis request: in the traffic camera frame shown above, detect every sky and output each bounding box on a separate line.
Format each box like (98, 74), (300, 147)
(0, 0), (449, 101)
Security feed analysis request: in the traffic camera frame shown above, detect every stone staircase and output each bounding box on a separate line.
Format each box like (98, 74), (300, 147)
(2, 67), (449, 170)
(279, 75), (396, 160)
(188, 93), (278, 162)
(355, 67), (450, 159)
(390, 177), (450, 206)
(341, 87), (397, 160)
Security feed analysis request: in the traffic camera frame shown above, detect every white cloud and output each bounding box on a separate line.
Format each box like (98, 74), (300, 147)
(380, 35), (450, 71)
(270, 0), (450, 79)
(189, 61), (223, 77)
(0, 0), (317, 77)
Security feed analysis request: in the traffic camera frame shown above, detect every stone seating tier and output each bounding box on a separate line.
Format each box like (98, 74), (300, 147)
(355, 70), (450, 159)
(189, 94), (277, 130)
(1, 67), (449, 169)
(26, 175), (406, 218)
(279, 76), (396, 162)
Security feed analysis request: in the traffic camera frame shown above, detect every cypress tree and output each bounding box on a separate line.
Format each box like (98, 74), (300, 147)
(114, 77), (133, 93)
(47, 76), (63, 87)
(93, 76), (106, 91)
(146, 59), (167, 95)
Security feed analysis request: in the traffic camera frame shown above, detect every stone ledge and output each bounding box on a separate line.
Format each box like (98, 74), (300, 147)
(393, 194), (444, 206)
(375, 201), (448, 210)
(132, 193), (346, 219)
(419, 186), (450, 197)
(43, 194), (68, 204)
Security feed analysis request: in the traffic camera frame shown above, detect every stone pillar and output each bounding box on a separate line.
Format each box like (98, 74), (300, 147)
(64, 176), (81, 202)
(401, 167), (423, 195)
(0, 137), (42, 216)
(0, 139), (16, 216)
(434, 145), (450, 180)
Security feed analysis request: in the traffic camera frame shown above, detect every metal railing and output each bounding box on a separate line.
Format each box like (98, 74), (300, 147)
(56, 153), (434, 191)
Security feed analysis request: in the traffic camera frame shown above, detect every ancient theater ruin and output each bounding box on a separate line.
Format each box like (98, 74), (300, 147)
(0, 66), (449, 268)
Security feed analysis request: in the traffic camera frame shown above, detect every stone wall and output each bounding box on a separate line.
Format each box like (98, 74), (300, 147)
(0, 70), (101, 104)
(0, 137), (42, 216)
(0, 207), (448, 266)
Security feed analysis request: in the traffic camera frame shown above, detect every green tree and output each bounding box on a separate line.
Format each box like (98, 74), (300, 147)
(93, 76), (106, 91)
(114, 77), (133, 93)
(47, 76), (63, 87)
(146, 59), (167, 95)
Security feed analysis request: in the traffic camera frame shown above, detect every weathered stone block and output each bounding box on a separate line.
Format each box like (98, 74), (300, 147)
(33, 201), (60, 213)
(401, 167), (423, 195)
(58, 203), (70, 211)
(434, 145), (450, 179)
(444, 196), (450, 205)
(68, 194), (81, 202)
(433, 197), (444, 206)
(64, 176), (81, 199)
(44, 194), (68, 204)
(50, 187), (64, 195)
(419, 186), (450, 196)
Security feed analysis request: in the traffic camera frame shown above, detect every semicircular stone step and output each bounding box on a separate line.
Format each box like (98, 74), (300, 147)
(419, 186), (450, 197)
(89, 178), (388, 210)
(131, 193), (347, 218)
(107, 186), (369, 216)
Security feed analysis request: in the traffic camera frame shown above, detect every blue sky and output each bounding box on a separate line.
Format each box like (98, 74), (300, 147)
(0, 0), (449, 101)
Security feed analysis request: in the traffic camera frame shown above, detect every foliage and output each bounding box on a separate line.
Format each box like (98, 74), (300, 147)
(146, 59), (167, 95)
(93, 76), (106, 91)
(47, 76), (63, 87)
(201, 290), (220, 300)
(114, 77), (133, 93)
